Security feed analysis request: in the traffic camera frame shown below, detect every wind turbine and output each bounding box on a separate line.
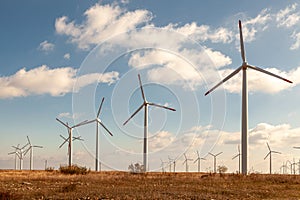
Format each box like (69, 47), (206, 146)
(209, 152), (223, 173)
(56, 118), (91, 167)
(25, 136), (43, 170)
(123, 74), (176, 172)
(10, 143), (29, 170)
(8, 144), (20, 170)
(232, 145), (241, 174)
(194, 150), (206, 173)
(182, 153), (193, 172)
(90, 97), (113, 172)
(264, 142), (281, 174)
(160, 159), (167, 172)
(205, 20), (292, 175)
(168, 156), (176, 172)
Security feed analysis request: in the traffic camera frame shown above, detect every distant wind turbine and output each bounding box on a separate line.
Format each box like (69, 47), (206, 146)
(209, 152), (223, 173)
(56, 118), (91, 167)
(194, 150), (206, 173)
(9, 143), (29, 170)
(183, 153), (193, 172)
(8, 144), (20, 170)
(205, 20), (292, 175)
(168, 156), (176, 172)
(123, 74), (176, 172)
(25, 136), (43, 170)
(264, 142), (281, 174)
(232, 145), (241, 174)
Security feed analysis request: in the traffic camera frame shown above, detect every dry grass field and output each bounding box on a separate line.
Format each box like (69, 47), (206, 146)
(1, 170), (300, 199)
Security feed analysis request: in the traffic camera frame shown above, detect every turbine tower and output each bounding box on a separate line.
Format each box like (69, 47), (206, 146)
(209, 152), (223, 173)
(264, 142), (281, 174)
(10, 143), (29, 170)
(205, 20), (292, 175)
(183, 153), (193, 172)
(90, 97), (113, 172)
(232, 145), (241, 174)
(194, 150), (206, 173)
(56, 118), (91, 167)
(168, 156), (176, 172)
(123, 74), (176, 172)
(25, 136), (43, 170)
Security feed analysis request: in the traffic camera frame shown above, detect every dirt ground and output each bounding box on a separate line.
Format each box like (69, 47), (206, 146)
(1, 170), (300, 199)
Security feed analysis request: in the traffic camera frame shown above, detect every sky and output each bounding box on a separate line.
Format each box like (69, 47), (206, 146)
(1, 0), (300, 173)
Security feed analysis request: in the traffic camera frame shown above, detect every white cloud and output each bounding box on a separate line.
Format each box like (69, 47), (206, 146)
(149, 131), (175, 151)
(276, 3), (300, 28)
(57, 112), (81, 119)
(55, 3), (152, 50)
(0, 65), (119, 99)
(38, 40), (55, 52)
(290, 31), (300, 50)
(63, 53), (70, 60)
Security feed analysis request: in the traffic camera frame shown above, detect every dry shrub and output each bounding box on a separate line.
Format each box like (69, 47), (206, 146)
(59, 165), (90, 175)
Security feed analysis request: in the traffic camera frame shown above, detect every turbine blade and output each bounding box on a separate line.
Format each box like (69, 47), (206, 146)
(201, 158), (206, 160)
(264, 152), (270, 160)
(33, 145), (43, 148)
(138, 74), (146, 102)
(209, 152), (214, 157)
(27, 136), (31, 145)
(24, 147), (31, 156)
(59, 140), (68, 149)
(97, 97), (105, 118)
(247, 65), (293, 83)
(197, 150), (200, 157)
(193, 158), (199, 163)
(232, 154), (239, 160)
(272, 151), (281, 154)
(99, 122), (113, 136)
(123, 104), (144, 126)
(56, 118), (69, 128)
(293, 146), (300, 149)
(216, 152), (223, 157)
(184, 153), (187, 159)
(72, 119), (89, 128)
(239, 20), (246, 63)
(148, 103), (176, 111)
(205, 66), (242, 96)
(60, 134), (67, 140)
(267, 142), (271, 151)
(183, 160), (186, 165)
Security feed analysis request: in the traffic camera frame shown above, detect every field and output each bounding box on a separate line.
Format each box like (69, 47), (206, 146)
(1, 170), (300, 199)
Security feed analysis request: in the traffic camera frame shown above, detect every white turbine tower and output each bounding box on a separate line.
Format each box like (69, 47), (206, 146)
(123, 74), (176, 172)
(264, 142), (281, 174)
(10, 143), (29, 170)
(56, 118), (91, 167)
(25, 136), (43, 170)
(209, 152), (223, 173)
(205, 20), (292, 175)
(194, 150), (206, 173)
(232, 145), (241, 174)
(8, 144), (20, 170)
(90, 97), (113, 172)
(183, 153), (193, 172)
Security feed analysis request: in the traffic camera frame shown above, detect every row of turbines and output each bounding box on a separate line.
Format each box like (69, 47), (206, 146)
(8, 20), (293, 174)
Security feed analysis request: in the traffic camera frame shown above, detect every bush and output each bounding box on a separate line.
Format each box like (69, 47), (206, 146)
(45, 167), (55, 172)
(59, 165), (90, 175)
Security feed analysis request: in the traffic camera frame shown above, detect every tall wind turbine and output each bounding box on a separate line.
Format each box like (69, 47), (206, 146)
(194, 150), (206, 173)
(90, 97), (113, 171)
(25, 136), (43, 170)
(123, 74), (176, 172)
(232, 145), (241, 174)
(8, 144), (20, 170)
(56, 118), (91, 167)
(205, 20), (292, 174)
(264, 142), (281, 174)
(183, 153), (193, 172)
(209, 152), (223, 173)
(10, 143), (29, 170)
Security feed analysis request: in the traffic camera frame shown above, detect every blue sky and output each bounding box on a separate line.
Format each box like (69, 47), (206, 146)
(1, 0), (300, 173)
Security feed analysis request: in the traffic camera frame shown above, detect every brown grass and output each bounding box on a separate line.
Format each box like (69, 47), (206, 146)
(0, 170), (300, 199)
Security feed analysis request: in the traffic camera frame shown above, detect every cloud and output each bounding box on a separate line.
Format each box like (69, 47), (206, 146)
(55, 3), (152, 50)
(0, 65), (119, 99)
(148, 131), (175, 151)
(290, 31), (300, 50)
(63, 53), (70, 60)
(57, 112), (81, 119)
(276, 3), (300, 28)
(38, 40), (55, 52)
